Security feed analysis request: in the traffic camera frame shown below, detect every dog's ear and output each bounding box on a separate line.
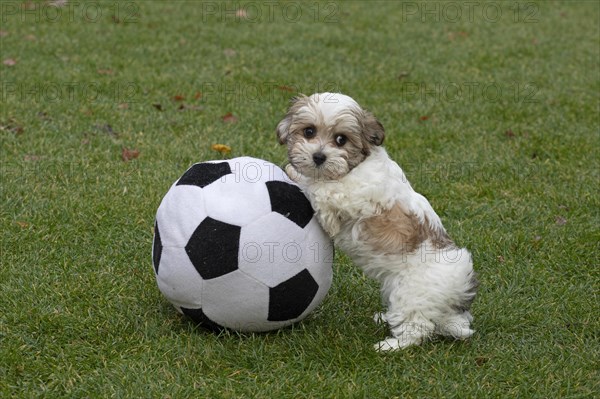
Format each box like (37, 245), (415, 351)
(361, 111), (385, 147)
(276, 95), (308, 144)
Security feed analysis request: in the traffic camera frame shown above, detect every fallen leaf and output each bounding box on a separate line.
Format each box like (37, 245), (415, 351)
(178, 103), (203, 111)
(117, 103), (129, 110)
(221, 112), (238, 123)
(24, 34), (36, 41)
(555, 216), (567, 226)
(121, 147), (140, 162)
(97, 69), (114, 75)
(419, 115), (429, 121)
(223, 48), (237, 57)
(497, 255), (505, 263)
(475, 357), (489, 366)
(16, 221), (29, 229)
(3, 58), (17, 66)
(212, 144), (232, 155)
(277, 85), (295, 92)
(152, 103), (163, 111)
(504, 129), (516, 138)
(0, 31), (8, 37)
(194, 91), (202, 100)
(172, 94), (185, 102)
(0, 119), (24, 135)
(24, 154), (43, 161)
(37, 111), (51, 121)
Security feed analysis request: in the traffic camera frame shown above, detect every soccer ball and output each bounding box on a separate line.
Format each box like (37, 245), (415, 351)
(152, 157), (334, 332)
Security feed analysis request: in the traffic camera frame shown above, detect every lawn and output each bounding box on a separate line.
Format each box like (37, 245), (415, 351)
(1, 1), (598, 397)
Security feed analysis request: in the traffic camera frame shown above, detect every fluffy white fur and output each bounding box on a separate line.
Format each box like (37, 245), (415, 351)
(277, 93), (478, 351)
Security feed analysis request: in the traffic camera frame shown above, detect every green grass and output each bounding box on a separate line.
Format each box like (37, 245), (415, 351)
(1, 1), (598, 397)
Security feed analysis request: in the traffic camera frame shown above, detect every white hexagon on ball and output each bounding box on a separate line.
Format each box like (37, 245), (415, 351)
(152, 157), (333, 332)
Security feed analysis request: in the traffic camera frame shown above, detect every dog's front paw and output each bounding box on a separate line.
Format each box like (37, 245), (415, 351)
(373, 312), (388, 325)
(284, 164), (300, 182)
(435, 311), (475, 340)
(374, 335), (422, 352)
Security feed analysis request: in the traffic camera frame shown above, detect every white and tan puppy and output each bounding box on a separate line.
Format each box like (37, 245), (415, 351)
(277, 93), (478, 351)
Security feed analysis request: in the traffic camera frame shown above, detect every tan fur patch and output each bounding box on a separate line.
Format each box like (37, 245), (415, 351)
(361, 204), (453, 254)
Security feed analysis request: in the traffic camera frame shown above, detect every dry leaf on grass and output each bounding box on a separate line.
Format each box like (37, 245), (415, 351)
(178, 104), (203, 111)
(122, 147), (140, 162)
(3, 58), (17, 66)
(16, 221), (30, 229)
(1, 119), (24, 135)
(221, 113), (238, 123)
(212, 144), (232, 156)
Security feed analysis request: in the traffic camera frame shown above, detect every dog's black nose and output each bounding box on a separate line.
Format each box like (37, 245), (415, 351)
(313, 153), (327, 166)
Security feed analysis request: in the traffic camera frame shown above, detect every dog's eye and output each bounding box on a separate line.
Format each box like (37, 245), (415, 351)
(335, 134), (347, 147)
(303, 127), (316, 139)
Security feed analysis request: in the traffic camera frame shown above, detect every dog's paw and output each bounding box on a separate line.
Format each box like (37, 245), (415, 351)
(284, 164), (300, 182)
(373, 312), (388, 325)
(435, 312), (475, 339)
(439, 325), (475, 340)
(374, 336), (422, 352)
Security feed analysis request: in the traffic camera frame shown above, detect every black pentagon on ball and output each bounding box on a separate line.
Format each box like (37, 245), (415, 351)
(181, 307), (224, 332)
(268, 269), (319, 321)
(152, 221), (162, 274)
(266, 181), (314, 228)
(176, 162), (232, 188)
(185, 217), (241, 280)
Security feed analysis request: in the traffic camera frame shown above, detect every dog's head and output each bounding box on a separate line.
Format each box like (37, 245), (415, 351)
(276, 92), (385, 181)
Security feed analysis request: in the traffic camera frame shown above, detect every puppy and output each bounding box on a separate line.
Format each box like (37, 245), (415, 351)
(276, 93), (478, 351)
